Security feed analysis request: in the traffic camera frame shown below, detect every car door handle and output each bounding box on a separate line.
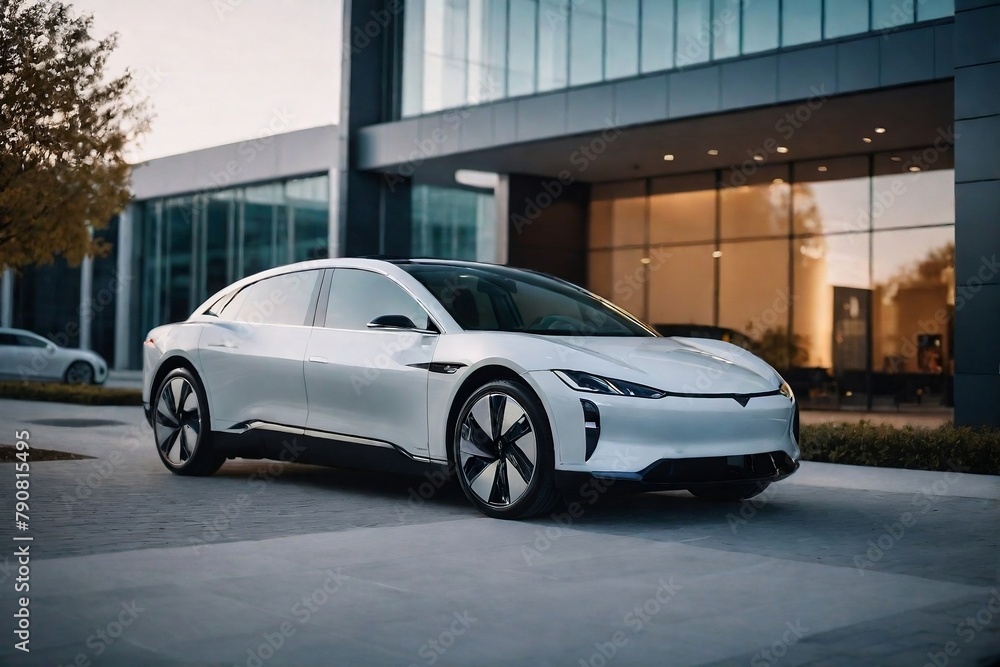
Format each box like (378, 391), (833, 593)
(208, 341), (237, 349)
(308, 356), (328, 364)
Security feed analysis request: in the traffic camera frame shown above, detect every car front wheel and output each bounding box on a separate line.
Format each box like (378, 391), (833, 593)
(452, 379), (560, 519)
(153, 368), (225, 476)
(64, 360), (94, 385)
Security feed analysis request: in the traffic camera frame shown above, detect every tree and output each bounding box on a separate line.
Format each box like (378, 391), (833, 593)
(0, 0), (149, 269)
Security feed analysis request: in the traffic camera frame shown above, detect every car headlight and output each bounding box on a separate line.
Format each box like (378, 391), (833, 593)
(553, 370), (665, 399)
(779, 381), (795, 402)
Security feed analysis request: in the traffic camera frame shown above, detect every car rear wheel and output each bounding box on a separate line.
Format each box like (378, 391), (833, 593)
(64, 361), (94, 385)
(688, 482), (769, 501)
(452, 380), (560, 519)
(153, 368), (225, 476)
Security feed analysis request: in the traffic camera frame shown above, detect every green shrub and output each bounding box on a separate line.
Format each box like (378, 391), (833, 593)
(799, 421), (1000, 476)
(0, 381), (142, 406)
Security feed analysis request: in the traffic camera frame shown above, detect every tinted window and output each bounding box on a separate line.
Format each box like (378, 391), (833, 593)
(16, 335), (49, 348)
(325, 269), (431, 331)
(0, 333), (18, 346)
(401, 264), (655, 337)
(217, 287), (249, 321)
(232, 270), (321, 326)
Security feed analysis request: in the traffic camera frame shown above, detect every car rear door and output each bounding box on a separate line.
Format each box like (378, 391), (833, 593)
(304, 268), (437, 457)
(198, 269), (322, 429)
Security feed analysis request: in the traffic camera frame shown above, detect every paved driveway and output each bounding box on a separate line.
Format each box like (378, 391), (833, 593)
(0, 398), (997, 666)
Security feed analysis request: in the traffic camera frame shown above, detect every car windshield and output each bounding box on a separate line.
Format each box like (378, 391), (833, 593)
(400, 263), (656, 337)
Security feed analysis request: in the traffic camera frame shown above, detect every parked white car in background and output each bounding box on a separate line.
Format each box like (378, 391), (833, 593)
(143, 258), (800, 519)
(0, 327), (108, 385)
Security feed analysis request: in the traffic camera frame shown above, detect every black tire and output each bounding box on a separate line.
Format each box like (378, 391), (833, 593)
(452, 379), (560, 519)
(152, 368), (225, 476)
(688, 482), (769, 502)
(64, 360), (94, 385)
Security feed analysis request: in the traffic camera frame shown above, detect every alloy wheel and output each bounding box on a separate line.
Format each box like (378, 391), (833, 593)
(65, 361), (93, 385)
(155, 376), (202, 466)
(458, 392), (537, 507)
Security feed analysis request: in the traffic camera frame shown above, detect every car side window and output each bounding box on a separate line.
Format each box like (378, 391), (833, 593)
(217, 287), (249, 321)
(15, 335), (49, 348)
(230, 270), (322, 326)
(0, 333), (18, 346)
(325, 269), (431, 331)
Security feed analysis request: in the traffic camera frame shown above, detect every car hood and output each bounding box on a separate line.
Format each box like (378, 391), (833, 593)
(542, 335), (781, 395)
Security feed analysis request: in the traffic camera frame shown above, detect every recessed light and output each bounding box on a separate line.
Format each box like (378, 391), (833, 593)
(772, 178), (785, 184)
(776, 146), (789, 154)
(753, 154), (764, 162)
(712, 250), (723, 258)
(875, 127), (886, 134)
(640, 257), (651, 264)
(707, 149), (719, 156)
(909, 166), (922, 172)
(817, 166), (828, 172)
(890, 156), (902, 162)
(663, 154), (674, 161)
(862, 137), (873, 144)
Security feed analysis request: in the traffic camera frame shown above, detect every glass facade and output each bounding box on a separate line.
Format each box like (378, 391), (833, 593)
(588, 148), (955, 410)
(133, 174), (329, 367)
(400, 0), (954, 116)
(411, 184), (497, 262)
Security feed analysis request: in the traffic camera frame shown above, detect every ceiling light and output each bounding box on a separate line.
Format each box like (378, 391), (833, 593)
(454, 169), (499, 189)
(753, 154), (764, 162)
(712, 250), (723, 258)
(776, 146), (789, 154)
(772, 178), (785, 184)
(875, 127), (886, 134)
(817, 166), (828, 172)
(663, 154), (674, 161)
(909, 166), (922, 172)
(890, 156), (902, 162)
(640, 257), (651, 265)
(707, 149), (719, 156)
(862, 137), (873, 144)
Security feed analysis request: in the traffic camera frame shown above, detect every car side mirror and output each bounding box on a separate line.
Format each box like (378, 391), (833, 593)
(367, 314), (418, 330)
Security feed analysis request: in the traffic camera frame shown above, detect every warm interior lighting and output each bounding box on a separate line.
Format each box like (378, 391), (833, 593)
(776, 146), (789, 154)
(890, 156), (902, 162)
(909, 166), (922, 172)
(640, 257), (651, 265)
(753, 154), (764, 161)
(712, 250), (723, 258)
(772, 178), (784, 184)
(862, 137), (873, 143)
(663, 154), (675, 161)
(817, 166), (828, 172)
(875, 127), (887, 134)
(707, 149), (719, 156)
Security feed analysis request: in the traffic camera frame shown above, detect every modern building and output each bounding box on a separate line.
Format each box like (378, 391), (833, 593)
(5, 1), (998, 426)
(337, 0), (999, 425)
(0, 125), (338, 371)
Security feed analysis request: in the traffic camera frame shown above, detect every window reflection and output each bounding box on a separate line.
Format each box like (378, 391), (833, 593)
(570, 0), (603, 85)
(720, 181), (789, 239)
(647, 244), (715, 326)
(411, 184), (497, 262)
(872, 0), (913, 29)
(781, 0), (822, 46)
(649, 189), (716, 245)
(508, 0), (537, 96)
(605, 0), (639, 80)
(742, 0), (779, 53)
(871, 170), (955, 229)
(712, 0), (741, 60)
(537, 0), (568, 91)
(640, 0), (674, 72)
(675, 0), (712, 67)
(825, 0), (869, 38)
(718, 239), (790, 359)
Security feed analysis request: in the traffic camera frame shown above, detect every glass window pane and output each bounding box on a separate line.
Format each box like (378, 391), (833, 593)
(792, 233), (870, 405)
(917, 0), (953, 21)
(165, 197), (194, 323)
(570, 0), (604, 85)
(402, 0), (425, 116)
(720, 181), (789, 240)
(676, 0), (711, 66)
(872, 0), (913, 30)
(585, 248), (648, 319)
(641, 0), (674, 72)
(326, 269), (431, 330)
(538, 0), (569, 91)
(242, 184), (281, 278)
(793, 179), (870, 236)
(605, 0), (639, 80)
(288, 176), (329, 262)
(422, 0), (469, 113)
(611, 195), (646, 248)
(237, 271), (321, 326)
(872, 170), (955, 229)
(872, 227), (954, 406)
(466, 0), (508, 102)
(648, 189), (716, 244)
(508, 0), (538, 96)
(781, 0), (821, 46)
(718, 239), (790, 363)
(742, 0), (778, 53)
(647, 244), (715, 326)
(204, 192), (233, 297)
(412, 184), (496, 261)
(825, 0), (868, 38)
(712, 0), (740, 60)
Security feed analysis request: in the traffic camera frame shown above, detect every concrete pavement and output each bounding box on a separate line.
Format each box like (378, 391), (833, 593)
(0, 398), (997, 666)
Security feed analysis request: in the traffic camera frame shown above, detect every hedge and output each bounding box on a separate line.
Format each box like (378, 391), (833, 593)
(0, 381), (142, 406)
(799, 421), (1000, 476)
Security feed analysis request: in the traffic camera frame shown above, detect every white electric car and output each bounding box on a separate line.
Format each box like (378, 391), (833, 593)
(0, 327), (108, 385)
(143, 258), (799, 519)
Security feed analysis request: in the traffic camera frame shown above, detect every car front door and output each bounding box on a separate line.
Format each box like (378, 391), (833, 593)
(198, 270), (322, 429)
(304, 268), (437, 457)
